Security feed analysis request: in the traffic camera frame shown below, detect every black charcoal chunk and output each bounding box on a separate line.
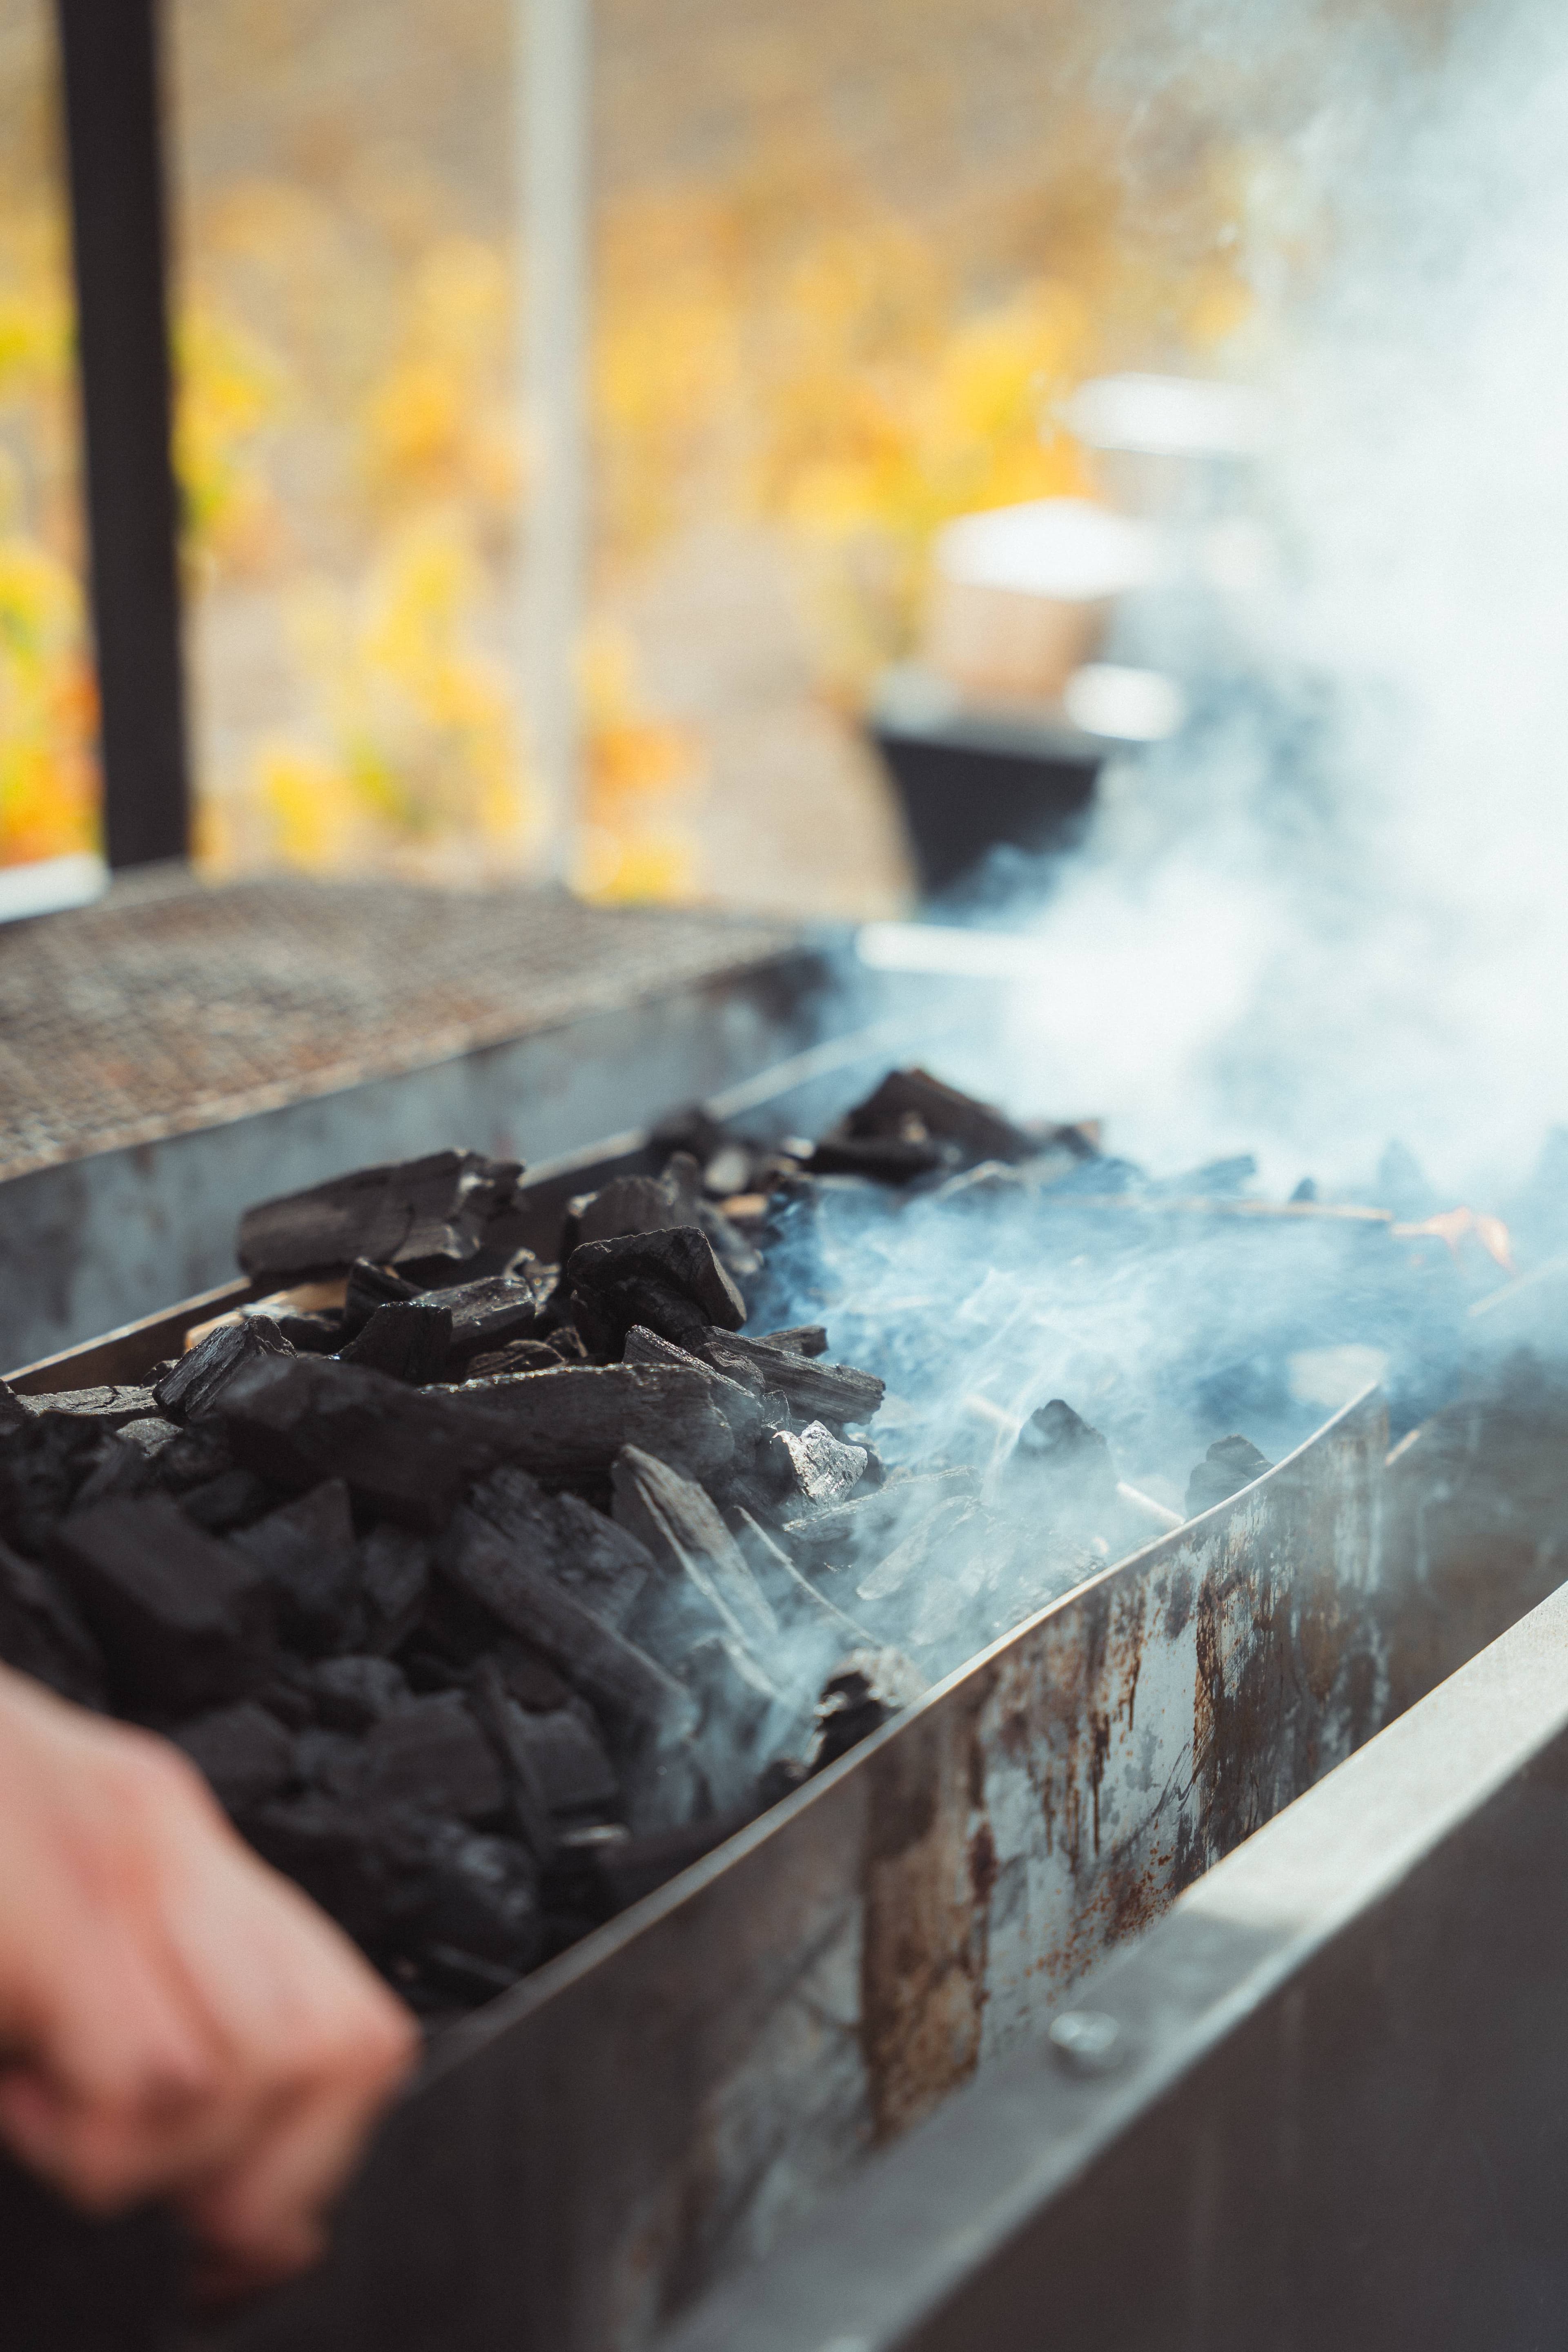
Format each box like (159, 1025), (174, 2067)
(243, 1795), (406, 1946)
(765, 1422), (869, 1513)
(757, 1756), (812, 1807)
(489, 1637), (575, 1713)
(337, 1301), (453, 1385)
(757, 1325), (829, 1358)
(566, 1226), (745, 1331)
(0, 1536), (107, 1707)
(67, 1428), (164, 1514)
(16, 1384), (165, 1425)
(505, 1704), (618, 1820)
(154, 1423), (237, 1492)
(217, 1355), (504, 1530)
(620, 1327), (768, 1446)
(468, 1659), (558, 1859)
(571, 1275), (715, 1359)
(432, 1362), (736, 1487)
(175, 1702), (295, 1813)
(441, 1506), (693, 1744)
(586, 1804), (756, 1915)
(341, 1258), (422, 1337)
(155, 1318), (293, 1424)
(50, 1494), (273, 1712)
(0, 1382), (28, 1432)
(234, 1479), (360, 1653)
(118, 1416), (182, 1459)
(810, 1648), (926, 1771)
(308, 1654), (410, 1731)
(564, 1171), (688, 1253)
(239, 1150), (526, 1285)
(809, 1133), (948, 1181)
(179, 1467), (280, 1533)
(359, 1524), (431, 1655)
(296, 1726), (365, 1791)
(698, 1332), (885, 1428)
(1186, 1434), (1274, 1517)
(354, 1693), (506, 1821)
(1000, 1399), (1119, 1520)
(0, 1413), (109, 1553)
(834, 1067), (1042, 1166)
(467, 1464), (652, 1630)
(437, 1272), (547, 1363)
(414, 1824), (541, 1973)
(612, 1445), (779, 1655)
(270, 1311), (344, 1354)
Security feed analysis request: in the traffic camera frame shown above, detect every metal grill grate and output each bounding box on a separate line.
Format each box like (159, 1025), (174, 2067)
(0, 866), (800, 1182)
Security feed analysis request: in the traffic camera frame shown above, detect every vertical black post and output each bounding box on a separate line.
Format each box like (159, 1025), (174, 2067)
(56, 0), (189, 870)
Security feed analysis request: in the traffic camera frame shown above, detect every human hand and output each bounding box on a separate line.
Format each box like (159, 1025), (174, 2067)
(0, 1663), (416, 2299)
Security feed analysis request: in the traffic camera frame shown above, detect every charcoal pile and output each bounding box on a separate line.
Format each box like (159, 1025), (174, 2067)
(2, 1076), (1499, 2021)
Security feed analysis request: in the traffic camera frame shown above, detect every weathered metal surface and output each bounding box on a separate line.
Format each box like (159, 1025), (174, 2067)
(662, 1569), (1568, 2352)
(212, 1387), (1388, 2352)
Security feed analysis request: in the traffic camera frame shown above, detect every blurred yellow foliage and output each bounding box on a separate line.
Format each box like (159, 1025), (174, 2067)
(575, 623), (700, 902)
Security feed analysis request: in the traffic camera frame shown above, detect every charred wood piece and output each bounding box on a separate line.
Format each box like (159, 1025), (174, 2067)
(836, 1067), (1042, 1167)
(306, 1654), (411, 1731)
(1186, 1432), (1274, 1516)
(697, 1331), (885, 1428)
(179, 1466), (283, 1535)
(50, 1495), (273, 1714)
(467, 1463), (653, 1632)
(765, 1422), (868, 1514)
(757, 1325), (829, 1358)
(0, 1537), (107, 1708)
(810, 1647), (926, 1773)
(999, 1398), (1119, 1521)
(238, 1150), (526, 1285)
(612, 1445), (780, 1658)
(435, 1272), (548, 1365)
(175, 1701), (295, 1813)
(341, 1258), (422, 1336)
(566, 1225), (745, 1332)
(619, 1327), (770, 1448)
(15, 1384), (165, 1426)
(155, 1316), (292, 1424)
(359, 1524), (431, 1657)
(337, 1301), (453, 1385)
(216, 1356), (504, 1531)
(466, 1337), (570, 1380)
(434, 1362), (737, 1487)
(440, 1506), (694, 1745)
(233, 1479), (361, 1654)
(350, 1693), (507, 1822)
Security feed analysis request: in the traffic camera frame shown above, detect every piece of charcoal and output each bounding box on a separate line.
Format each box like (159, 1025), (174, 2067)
(238, 1150), (527, 1285)
(757, 1325), (829, 1358)
(341, 1258), (423, 1337)
(412, 1823), (542, 1975)
(440, 1506), (693, 1744)
(566, 1226), (745, 1332)
(216, 1355), (505, 1530)
(0, 1381), (28, 1433)
(243, 1794), (412, 1947)
(153, 1423), (236, 1492)
(50, 1494), (273, 1713)
(234, 1479), (361, 1653)
(435, 1272), (547, 1365)
(67, 1428), (164, 1514)
(337, 1301), (453, 1385)
(399, 1572), (504, 1682)
(612, 1445), (779, 1656)
(757, 1755), (812, 1808)
(467, 1463), (653, 1631)
(810, 1648), (926, 1772)
(582, 1275), (717, 1359)
(765, 1422), (869, 1513)
(586, 1803), (756, 1917)
(155, 1318), (293, 1425)
(432, 1362), (737, 1487)
(296, 1725), (366, 1792)
(836, 1067), (1043, 1166)
(619, 1327), (770, 1446)
(489, 1636), (575, 1713)
(469, 1659), (559, 1859)
(350, 1693), (506, 1821)
(467, 1337), (567, 1380)
(0, 1536), (107, 1707)
(697, 1331), (885, 1428)
(15, 1384), (165, 1426)
(175, 1702), (296, 1813)
(1186, 1433), (1274, 1517)
(564, 1172), (685, 1255)
(179, 1466), (281, 1534)
(359, 1523), (431, 1655)
(117, 1416), (182, 1459)
(1000, 1399), (1120, 1521)
(498, 1702), (619, 1821)
(808, 1133), (949, 1182)
(307, 1654), (410, 1731)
